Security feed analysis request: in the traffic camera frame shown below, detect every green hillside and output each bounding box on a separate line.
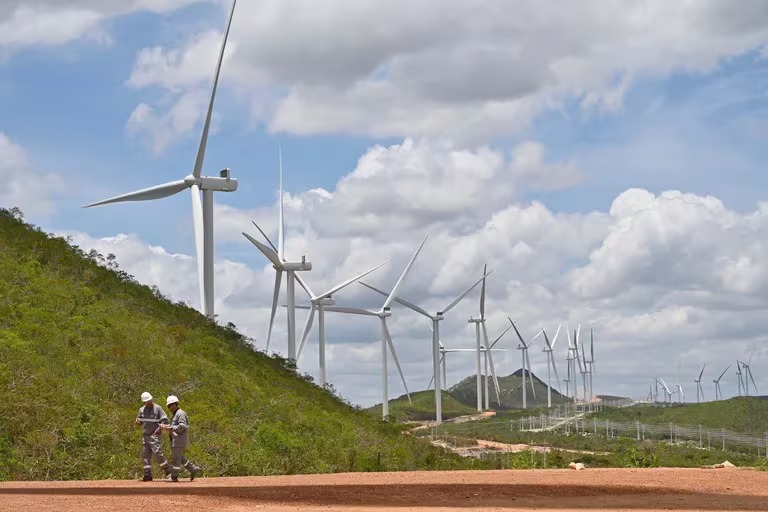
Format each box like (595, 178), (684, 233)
(368, 390), (478, 421)
(594, 397), (768, 433)
(0, 208), (480, 481)
(449, 370), (570, 410)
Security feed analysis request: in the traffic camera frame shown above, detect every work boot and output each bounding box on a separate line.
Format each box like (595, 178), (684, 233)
(163, 474), (178, 482)
(142, 474), (153, 482)
(189, 467), (199, 481)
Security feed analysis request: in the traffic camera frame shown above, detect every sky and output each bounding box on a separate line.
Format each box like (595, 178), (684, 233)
(3, 0), (768, 408)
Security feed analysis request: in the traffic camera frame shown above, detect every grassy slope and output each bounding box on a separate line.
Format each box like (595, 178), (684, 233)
(449, 372), (570, 410)
(594, 397), (768, 433)
(368, 390), (478, 421)
(0, 209), (482, 481)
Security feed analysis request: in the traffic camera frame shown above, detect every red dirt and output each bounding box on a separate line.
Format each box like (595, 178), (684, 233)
(0, 467), (766, 511)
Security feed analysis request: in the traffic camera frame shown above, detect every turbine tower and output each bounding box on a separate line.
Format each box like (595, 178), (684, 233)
(741, 357), (758, 396)
(510, 319), (543, 410)
(360, 269), (490, 424)
(713, 364), (730, 400)
(83, 0), (239, 320)
(694, 365), (705, 403)
(541, 325), (563, 409)
(312, 236), (428, 419)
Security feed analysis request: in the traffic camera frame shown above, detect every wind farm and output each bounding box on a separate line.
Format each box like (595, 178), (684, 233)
(5, 0), (768, 510)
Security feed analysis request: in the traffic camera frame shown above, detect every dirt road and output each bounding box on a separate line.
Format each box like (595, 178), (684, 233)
(1, 467), (766, 511)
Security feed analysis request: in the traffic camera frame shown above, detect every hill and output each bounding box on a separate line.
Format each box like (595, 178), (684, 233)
(0, 208), (479, 481)
(367, 390), (478, 421)
(449, 369), (571, 410)
(594, 397), (768, 433)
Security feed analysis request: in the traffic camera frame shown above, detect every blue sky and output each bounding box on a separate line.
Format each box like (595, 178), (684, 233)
(4, 0), (768, 406)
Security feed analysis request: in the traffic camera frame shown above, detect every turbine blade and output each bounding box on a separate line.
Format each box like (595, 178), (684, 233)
(717, 365), (731, 381)
(84, 180), (188, 207)
(442, 269), (494, 314)
(190, 184), (205, 314)
(551, 352), (562, 393)
(542, 329), (552, 351)
(383, 320), (411, 403)
(551, 323), (562, 349)
(698, 364), (706, 381)
(525, 350), (536, 399)
(296, 305), (315, 360)
(590, 329), (594, 361)
(251, 220), (278, 254)
(487, 341), (502, 406)
(480, 264), (487, 319)
(265, 271), (282, 353)
(382, 234), (428, 310)
(242, 232), (282, 268)
(360, 282), (431, 318)
(490, 323), (513, 348)
(749, 367), (758, 393)
(320, 305), (379, 317)
(508, 317), (526, 345)
(192, 0), (237, 179)
(318, 261), (389, 299)
(293, 272), (314, 298)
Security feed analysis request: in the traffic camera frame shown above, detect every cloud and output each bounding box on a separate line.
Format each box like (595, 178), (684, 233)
(0, 0), (209, 53)
(0, 132), (64, 215)
(57, 134), (768, 406)
(126, 0), (768, 146)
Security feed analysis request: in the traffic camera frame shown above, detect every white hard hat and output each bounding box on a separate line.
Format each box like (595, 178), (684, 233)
(141, 392), (153, 402)
(166, 395), (179, 406)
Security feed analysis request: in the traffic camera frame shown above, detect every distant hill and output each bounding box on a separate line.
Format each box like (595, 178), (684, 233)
(594, 397), (768, 433)
(449, 369), (571, 410)
(366, 390), (478, 422)
(0, 208), (477, 480)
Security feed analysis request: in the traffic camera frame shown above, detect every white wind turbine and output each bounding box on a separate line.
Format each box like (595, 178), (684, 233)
(675, 384), (685, 403)
(83, 0), (239, 320)
(657, 377), (673, 402)
(468, 265), (491, 411)
(742, 357), (758, 396)
(245, 151), (311, 360)
(360, 269), (490, 424)
(541, 325), (563, 409)
(694, 365), (705, 403)
(510, 319), (544, 410)
(713, 364), (730, 400)
(294, 261), (390, 386)
(305, 236), (428, 419)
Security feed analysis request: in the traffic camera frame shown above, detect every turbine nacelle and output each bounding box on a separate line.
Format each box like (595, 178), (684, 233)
(199, 174), (238, 192)
(281, 259), (312, 272)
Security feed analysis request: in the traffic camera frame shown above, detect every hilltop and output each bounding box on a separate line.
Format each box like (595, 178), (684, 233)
(449, 369), (571, 410)
(0, 208), (479, 481)
(367, 390), (478, 421)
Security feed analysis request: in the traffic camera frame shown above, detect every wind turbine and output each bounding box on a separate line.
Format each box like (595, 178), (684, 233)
(713, 364), (730, 400)
(694, 365), (705, 403)
(293, 260), (389, 386)
(586, 329), (595, 400)
(83, 0), (239, 320)
(742, 358), (758, 396)
(425, 323), (508, 397)
(468, 265), (491, 411)
(736, 361), (744, 396)
(244, 150), (311, 360)
(657, 377), (673, 403)
(510, 319), (544, 410)
(541, 325), (563, 409)
(360, 269), (490, 424)
(676, 384), (685, 403)
(306, 236), (428, 419)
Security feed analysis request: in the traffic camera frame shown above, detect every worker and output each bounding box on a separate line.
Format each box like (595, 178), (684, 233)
(134, 391), (171, 481)
(160, 395), (200, 482)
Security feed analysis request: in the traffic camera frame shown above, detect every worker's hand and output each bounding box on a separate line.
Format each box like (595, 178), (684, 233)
(134, 418), (141, 426)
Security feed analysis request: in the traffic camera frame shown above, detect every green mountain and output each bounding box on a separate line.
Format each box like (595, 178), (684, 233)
(449, 369), (571, 409)
(594, 396), (768, 433)
(0, 208), (478, 481)
(367, 390), (478, 421)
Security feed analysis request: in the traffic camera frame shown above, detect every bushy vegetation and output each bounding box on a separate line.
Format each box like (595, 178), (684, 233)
(0, 208), (485, 481)
(594, 398), (768, 434)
